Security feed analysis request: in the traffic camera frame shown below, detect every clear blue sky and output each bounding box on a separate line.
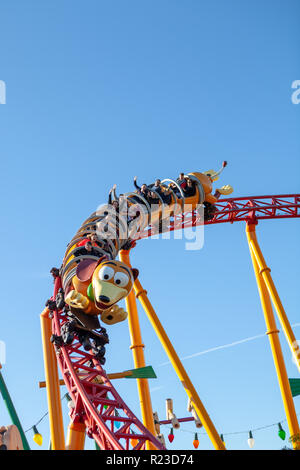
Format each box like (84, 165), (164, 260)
(0, 0), (299, 450)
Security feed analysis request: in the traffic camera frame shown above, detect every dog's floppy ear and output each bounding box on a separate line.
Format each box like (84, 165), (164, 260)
(76, 256), (108, 282)
(76, 259), (99, 282)
(131, 268), (139, 281)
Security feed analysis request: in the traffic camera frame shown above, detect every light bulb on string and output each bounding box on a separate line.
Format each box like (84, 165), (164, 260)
(65, 393), (75, 410)
(130, 430), (138, 448)
(33, 425), (43, 446)
(168, 428), (174, 443)
(114, 409), (121, 429)
(193, 432), (199, 449)
(247, 431), (255, 449)
(278, 423), (286, 441)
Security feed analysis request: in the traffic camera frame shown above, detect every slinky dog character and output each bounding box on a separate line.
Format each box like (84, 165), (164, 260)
(65, 257), (139, 325)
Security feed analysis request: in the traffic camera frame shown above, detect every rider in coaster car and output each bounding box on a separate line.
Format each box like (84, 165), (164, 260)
(86, 233), (103, 248)
(133, 176), (157, 206)
(108, 190), (129, 218)
(73, 241), (100, 260)
(149, 179), (172, 204)
(169, 172), (187, 196)
(108, 188), (121, 211)
(176, 172), (188, 190)
(183, 178), (196, 197)
(50, 267), (60, 279)
(77, 234), (93, 247)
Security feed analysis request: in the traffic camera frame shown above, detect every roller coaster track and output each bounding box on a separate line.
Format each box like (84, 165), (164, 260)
(51, 277), (165, 450)
(48, 193), (299, 450)
(138, 194), (300, 239)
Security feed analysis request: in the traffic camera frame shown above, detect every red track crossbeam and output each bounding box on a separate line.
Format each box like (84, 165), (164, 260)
(137, 194), (300, 239)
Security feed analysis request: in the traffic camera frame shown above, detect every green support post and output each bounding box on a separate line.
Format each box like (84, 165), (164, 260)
(0, 368), (30, 450)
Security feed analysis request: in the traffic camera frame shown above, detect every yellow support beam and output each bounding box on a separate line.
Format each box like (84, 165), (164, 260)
(125, 265), (225, 450)
(246, 223), (300, 449)
(66, 422), (86, 450)
(246, 224), (300, 373)
(119, 250), (157, 450)
(40, 308), (65, 450)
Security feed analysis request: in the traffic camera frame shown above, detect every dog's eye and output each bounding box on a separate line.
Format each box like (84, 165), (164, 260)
(114, 272), (129, 287)
(99, 266), (114, 281)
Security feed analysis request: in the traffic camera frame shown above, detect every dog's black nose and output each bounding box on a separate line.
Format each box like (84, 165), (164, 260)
(99, 295), (110, 303)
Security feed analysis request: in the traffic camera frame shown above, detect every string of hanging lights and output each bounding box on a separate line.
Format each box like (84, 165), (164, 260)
(24, 393), (70, 446)
(163, 412), (300, 449)
(23, 393), (299, 449)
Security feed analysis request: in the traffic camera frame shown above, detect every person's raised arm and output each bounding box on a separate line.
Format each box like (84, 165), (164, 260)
(133, 176), (141, 191)
(108, 188), (113, 205)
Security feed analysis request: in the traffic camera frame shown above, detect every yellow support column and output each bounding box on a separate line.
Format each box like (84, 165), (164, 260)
(119, 250), (157, 450)
(131, 278), (225, 450)
(40, 308), (65, 450)
(246, 224), (300, 373)
(66, 422), (86, 450)
(246, 223), (300, 449)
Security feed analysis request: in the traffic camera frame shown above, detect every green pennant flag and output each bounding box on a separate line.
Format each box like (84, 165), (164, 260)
(289, 378), (300, 397)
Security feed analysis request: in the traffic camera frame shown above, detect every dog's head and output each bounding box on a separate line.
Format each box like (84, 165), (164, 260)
(76, 257), (138, 311)
(91, 260), (138, 310)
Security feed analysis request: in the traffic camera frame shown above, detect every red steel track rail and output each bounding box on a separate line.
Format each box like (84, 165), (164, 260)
(51, 281), (164, 451)
(138, 194), (300, 239)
